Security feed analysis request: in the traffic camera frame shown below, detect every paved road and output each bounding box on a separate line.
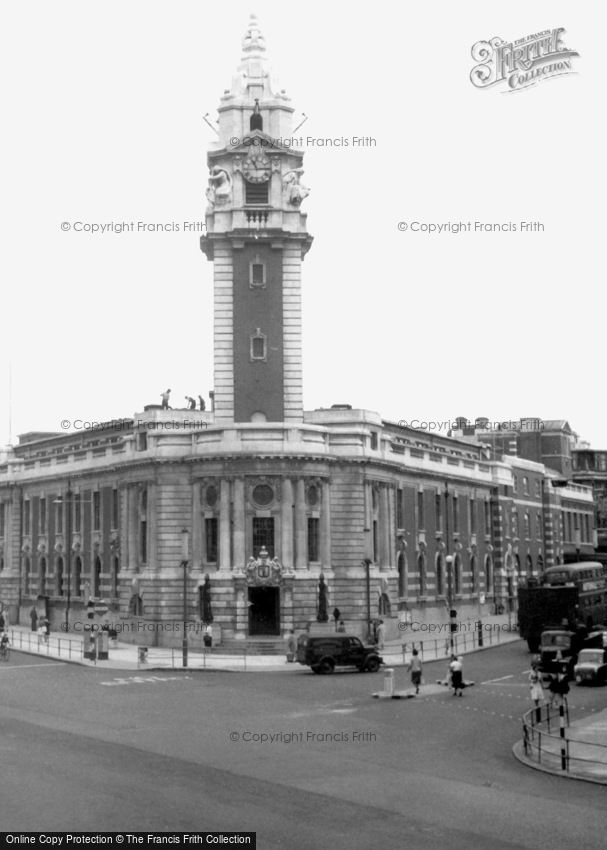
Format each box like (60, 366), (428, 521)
(1, 641), (606, 849)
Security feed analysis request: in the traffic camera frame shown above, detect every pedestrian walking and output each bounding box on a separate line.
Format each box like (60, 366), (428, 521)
(285, 629), (297, 663)
(376, 619), (385, 650)
(30, 606), (38, 632)
(449, 654), (464, 696)
(408, 648), (423, 695)
(529, 664), (544, 721)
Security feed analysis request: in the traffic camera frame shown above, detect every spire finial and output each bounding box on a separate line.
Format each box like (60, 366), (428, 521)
(242, 13), (266, 54)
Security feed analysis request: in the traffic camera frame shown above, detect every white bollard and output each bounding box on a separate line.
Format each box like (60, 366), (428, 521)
(383, 668), (394, 697)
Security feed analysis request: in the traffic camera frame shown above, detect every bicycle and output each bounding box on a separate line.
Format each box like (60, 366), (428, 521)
(0, 644), (9, 662)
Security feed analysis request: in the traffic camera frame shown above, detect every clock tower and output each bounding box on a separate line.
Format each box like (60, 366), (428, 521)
(201, 15), (312, 425)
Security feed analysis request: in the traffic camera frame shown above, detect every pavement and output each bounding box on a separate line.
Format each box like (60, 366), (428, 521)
(513, 704), (607, 785)
(5, 619), (521, 673)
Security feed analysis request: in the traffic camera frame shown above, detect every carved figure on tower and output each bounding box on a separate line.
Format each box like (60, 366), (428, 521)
(283, 168), (310, 207)
(205, 166), (232, 207)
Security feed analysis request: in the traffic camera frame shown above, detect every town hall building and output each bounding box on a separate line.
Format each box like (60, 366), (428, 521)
(0, 17), (596, 648)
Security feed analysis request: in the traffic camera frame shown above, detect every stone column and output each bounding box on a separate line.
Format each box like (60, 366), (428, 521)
(219, 479), (231, 570)
(294, 478), (307, 569)
(380, 485), (390, 569)
(147, 483), (158, 571)
(320, 480), (331, 569)
(281, 478), (294, 569)
(192, 482), (202, 571)
(364, 481), (373, 561)
(233, 478), (246, 569)
(127, 486), (138, 570)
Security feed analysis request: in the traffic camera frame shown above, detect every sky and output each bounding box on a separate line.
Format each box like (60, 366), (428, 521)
(1, 1), (605, 448)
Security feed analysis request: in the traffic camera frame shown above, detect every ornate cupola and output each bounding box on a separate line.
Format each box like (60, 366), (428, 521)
(201, 15), (313, 426)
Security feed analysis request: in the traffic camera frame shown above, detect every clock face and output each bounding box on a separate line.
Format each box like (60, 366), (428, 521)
(243, 151), (271, 183)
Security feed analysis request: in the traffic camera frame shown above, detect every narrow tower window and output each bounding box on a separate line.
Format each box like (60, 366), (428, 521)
(249, 257), (266, 288)
(250, 329), (267, 361)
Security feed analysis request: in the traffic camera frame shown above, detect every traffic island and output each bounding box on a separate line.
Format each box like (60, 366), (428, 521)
(514, 703), (607, 785)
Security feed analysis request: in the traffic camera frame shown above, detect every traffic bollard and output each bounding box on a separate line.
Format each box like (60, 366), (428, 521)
(383, 668), (394, 697)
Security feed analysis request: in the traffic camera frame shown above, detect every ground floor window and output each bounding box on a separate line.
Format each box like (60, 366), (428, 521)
(307, 517), (319, 561)
(93, 556), (101, 597)
(56, 557), (64, 596)
(436, 553), (444, 595)
(485, 554), (493, 593)
(111, 557), (119, 597)
(205, 517), (218, 563)
(73, 557), (82, 597)
(454, 554), (461, 595)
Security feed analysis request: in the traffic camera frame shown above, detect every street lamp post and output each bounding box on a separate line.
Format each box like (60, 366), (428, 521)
(446, 554), (454, 653)
(363, 558), (372, 643)
(506, 565), (513, 631)
(444, 483), (456, 654)
(181, 529), (189, 668)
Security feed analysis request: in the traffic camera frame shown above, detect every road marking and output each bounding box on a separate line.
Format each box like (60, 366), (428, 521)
(481, 675), (514, 684)
(100, 675), (192, 686)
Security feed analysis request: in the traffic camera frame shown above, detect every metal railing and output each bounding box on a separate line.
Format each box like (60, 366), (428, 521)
(400, 621), (513, 663)
(8, 628), (84, 661)
(137, 646), (252, 671)
(521, 700), (607, 774)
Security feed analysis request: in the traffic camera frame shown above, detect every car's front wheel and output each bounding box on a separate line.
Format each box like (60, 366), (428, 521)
(319, 658), (335, 675)
(365, 657), (380, 673)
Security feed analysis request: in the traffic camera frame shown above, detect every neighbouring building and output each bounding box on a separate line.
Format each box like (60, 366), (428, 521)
(572, 445), (607, 557)
(451, 417), (578, 478)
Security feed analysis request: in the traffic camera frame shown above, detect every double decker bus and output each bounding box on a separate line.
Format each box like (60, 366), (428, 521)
(518, 561), (607, 654)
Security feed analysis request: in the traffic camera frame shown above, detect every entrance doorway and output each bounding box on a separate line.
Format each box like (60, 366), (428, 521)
(248, 587), (280, 635)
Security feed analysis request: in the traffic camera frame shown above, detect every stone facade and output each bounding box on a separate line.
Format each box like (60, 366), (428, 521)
(0, 408), (596, 646)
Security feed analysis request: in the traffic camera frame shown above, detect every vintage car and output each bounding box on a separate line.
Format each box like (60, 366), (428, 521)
(296, 634), (383, 674)
(573, 648), (607, 685)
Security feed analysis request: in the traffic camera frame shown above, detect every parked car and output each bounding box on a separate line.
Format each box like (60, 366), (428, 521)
(573, 648), (607, 685)
(296, 634), (383, 674)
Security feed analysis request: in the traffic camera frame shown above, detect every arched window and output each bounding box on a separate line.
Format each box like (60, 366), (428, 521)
(93, 556), (102, 598)
(56, 557), (64, 597)
(39, 557), (47, 595)
(524, 513), (530, 539)
(397, 551), (407, 598)
(129, 595), (143, 616)
(470, 554), (477, 591)
(537, 553), (544, 574)
(435, 553), (444, 596)
(485, 553), (493, 593)
(454, 554), (461, 595)
(417, 552), (426, 595)
(111, 557), (119, 598)
(73, 557), (82, 597)
(526, 553), (533, 576)
(24, 556), (31, 596)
